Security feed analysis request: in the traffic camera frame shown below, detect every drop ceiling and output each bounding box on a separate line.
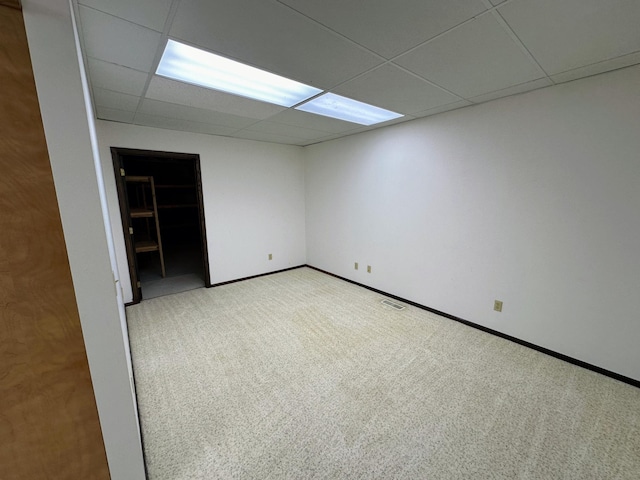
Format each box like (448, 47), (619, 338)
(73, 0), (640, 146)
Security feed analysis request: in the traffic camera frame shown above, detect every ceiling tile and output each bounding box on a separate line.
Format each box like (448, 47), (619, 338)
(304, 133), (352, 146)
(87, 58), (148, 96)
(169, 0), (383, 89)
(267, 110), (359, 134)
(133, 113), (239, 137)
(333, 64), (461, 115)
(93, 87), (140, 111)
(499, 0), (640, 75)
(412, 100), (472, 118)
(277, 0), (485, 59)
(78, 0), (173, 32)
(550, 51), (640, 84)
(244, 121), (333, 141)
(95, 106), (135, 123)
(233, 130), (305, 146)
(78, 6), (161, 72)
(138, 99), (257, 130)
(145, 76), (287, 120)
(469, 77), (552, 104)
(395, 13), (543, 98)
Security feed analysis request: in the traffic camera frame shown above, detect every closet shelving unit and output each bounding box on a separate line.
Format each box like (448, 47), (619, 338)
(126, 175), (166, 278)
(154, 183), (199, 231)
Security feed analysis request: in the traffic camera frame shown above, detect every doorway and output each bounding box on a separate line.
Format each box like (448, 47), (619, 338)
(111, 148), (211, 303)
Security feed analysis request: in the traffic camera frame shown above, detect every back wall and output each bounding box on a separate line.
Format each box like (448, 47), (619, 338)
(97, 121), (306, 303)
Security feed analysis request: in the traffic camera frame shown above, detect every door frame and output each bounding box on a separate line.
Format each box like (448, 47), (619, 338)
(111, 147), (211, 303)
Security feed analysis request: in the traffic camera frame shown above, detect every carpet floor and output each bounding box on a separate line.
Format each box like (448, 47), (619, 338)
(126, 267), (640, 479)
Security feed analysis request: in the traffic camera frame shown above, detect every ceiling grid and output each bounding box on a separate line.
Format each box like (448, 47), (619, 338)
(72, 0), (640, 146)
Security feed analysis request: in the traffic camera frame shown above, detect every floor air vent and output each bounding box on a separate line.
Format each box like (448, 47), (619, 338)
(381, 299), (406, 310)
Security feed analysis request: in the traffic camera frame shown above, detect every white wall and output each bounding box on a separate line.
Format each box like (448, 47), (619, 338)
(305, 65), (640, 382)
(23, 0), (146, 478)
(96, 122), (306, 302)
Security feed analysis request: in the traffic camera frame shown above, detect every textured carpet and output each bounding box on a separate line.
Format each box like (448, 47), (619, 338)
(126, 267), (640, 479)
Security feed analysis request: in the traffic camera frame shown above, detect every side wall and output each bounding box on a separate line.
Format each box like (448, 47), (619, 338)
(23, 1), (146, 478)
(96, 121), (306, 303)
(305, 65), (640, 381)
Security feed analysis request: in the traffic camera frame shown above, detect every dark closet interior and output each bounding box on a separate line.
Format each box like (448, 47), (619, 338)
(120, 153), (209, 300)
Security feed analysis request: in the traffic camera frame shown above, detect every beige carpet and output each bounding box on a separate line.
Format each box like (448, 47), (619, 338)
(126, 267), (640, 479)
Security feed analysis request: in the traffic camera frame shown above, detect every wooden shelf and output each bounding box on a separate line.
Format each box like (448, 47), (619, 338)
(135, 240), (160, 253)
(125, 175), (152, 183)
(124, 174), (166, 278)
(130, 208), (155, 218)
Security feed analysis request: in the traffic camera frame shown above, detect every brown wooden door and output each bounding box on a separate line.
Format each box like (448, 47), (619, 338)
(0, 5), (110, 479)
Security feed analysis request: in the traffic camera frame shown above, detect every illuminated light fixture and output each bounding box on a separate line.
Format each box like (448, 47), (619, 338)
(295, 92), (403, 125)
(156, 39), (322, 107)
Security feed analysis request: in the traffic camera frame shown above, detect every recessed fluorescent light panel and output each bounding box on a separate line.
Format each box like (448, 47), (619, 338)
(295, 92), (403, 125)
(156, 39), (322, 107)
